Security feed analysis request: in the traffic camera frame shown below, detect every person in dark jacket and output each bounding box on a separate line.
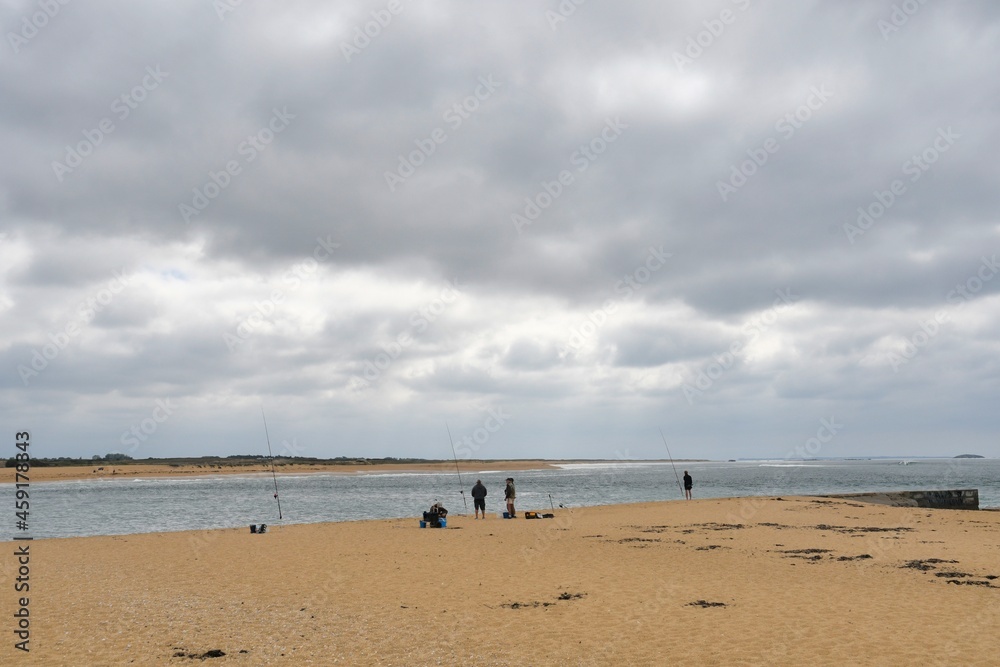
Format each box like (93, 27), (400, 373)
(683, 470), (693, 500)
(471, 480), (488, 519)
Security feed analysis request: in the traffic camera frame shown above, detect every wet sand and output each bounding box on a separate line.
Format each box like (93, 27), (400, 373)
(2, 496), (999, 665)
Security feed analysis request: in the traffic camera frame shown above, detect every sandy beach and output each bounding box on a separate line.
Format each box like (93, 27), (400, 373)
(2, 496), (999, 666)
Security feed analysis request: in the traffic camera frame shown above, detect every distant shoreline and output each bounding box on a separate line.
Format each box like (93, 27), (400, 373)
(4, 459), (710, 484)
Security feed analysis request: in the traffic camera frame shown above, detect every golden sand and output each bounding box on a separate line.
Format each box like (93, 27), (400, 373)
(2, 497), (999, 666)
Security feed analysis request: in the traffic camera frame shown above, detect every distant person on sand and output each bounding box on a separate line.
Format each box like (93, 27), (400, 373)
(683, 470), (693, 500)
(471, 480), (488, 519)
(505, 478), (516, 518)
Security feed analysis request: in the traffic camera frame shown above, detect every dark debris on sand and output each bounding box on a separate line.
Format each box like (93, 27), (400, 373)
(901, 558), (959, 571)
(617, 537), (661, 544)
(814, 524), (914, 534)
(696, 522), (746, 530)
(503, 592), (586, 609)
(775, 548), (831, 562)
(502, 601), (554, 609)
(557, 592), (585, 601)
(172, 649), (228, 660)
(946, 580), (996, 587)
(687, 600), (727, 608)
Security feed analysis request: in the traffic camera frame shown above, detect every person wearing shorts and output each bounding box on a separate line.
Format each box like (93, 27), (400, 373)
(471, 479), (488, 519)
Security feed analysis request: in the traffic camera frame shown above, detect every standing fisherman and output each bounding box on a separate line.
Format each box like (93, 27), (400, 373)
(683, 470), (693, 500)
(504, 478), (516, 518)
(471, 480), (488, 519)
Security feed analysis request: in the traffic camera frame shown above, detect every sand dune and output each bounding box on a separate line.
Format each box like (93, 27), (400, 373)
(2, 497), (999, 665)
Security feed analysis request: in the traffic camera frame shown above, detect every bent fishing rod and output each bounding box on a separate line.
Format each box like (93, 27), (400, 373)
(659, 428), (684, 498)
(261, 407), (283, 519)
(446, 422), (468, 513)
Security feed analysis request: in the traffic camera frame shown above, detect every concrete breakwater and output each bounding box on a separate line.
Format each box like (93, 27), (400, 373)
(822, 489), (979, 510)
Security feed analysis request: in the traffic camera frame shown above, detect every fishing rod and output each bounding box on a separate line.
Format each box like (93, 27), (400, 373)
(548, 493), (555, 512)
(261, 407), (283, 519)
(445, 422), (468, 513)
(659, 428), (684, 498)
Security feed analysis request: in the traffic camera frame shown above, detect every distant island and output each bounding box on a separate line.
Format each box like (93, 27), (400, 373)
(953, 454), (984, 458)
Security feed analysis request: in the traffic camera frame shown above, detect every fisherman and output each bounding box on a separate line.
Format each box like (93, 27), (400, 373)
(504, 478), (516, 518)
(471, 479), (488, 519)
(683, 470), (693, 500)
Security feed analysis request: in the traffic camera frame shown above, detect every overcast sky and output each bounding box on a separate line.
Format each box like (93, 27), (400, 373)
(2, 1), (999, 462)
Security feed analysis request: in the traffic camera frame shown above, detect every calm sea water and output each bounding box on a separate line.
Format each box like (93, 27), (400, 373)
(3, 458), (998, 541)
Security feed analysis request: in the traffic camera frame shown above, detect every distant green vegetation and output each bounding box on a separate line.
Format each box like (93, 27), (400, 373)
(5, 454), (450, 468)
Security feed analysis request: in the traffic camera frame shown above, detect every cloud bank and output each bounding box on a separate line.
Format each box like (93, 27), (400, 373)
(2, 0), (999, 461)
